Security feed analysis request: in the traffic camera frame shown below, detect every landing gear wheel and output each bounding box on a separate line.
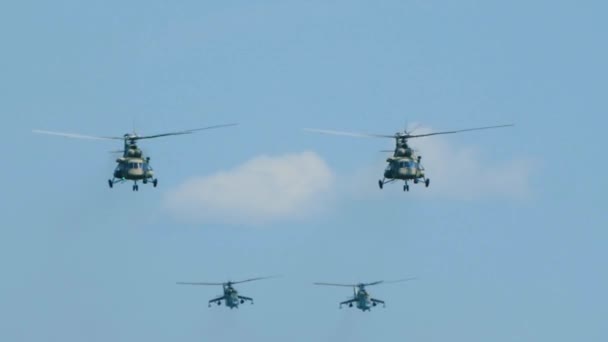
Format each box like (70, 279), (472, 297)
(425, 179), (430, 187)
(108, 180), (113, 188)
(133, 184), (139, 191)
(404, 184), (409, 192)
(143, 179), (148, 184)
(414, 179), (419, 184)
(153, 179), (158, 188)
(378, 180), (383, 189)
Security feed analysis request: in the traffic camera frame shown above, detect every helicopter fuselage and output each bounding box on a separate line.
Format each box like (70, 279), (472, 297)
(208, 284), (253, 309)
(354, 289), (373, 311)
(223, 286), (242, 308)
(384, 157), (425, 181)
(114, 157), (154, 181)
(379, 156), (430, 191)
(340, 287), (384, 312)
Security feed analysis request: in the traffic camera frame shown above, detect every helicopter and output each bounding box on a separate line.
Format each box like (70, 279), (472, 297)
(32, 124), (237, 191)
(314, 278), (415, 312)
(305, 124), (512, 192)
(176, 276), (275, 309)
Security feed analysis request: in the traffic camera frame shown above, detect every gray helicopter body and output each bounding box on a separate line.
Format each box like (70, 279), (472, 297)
(177, 277), (274, 310)
(341, 284), (385, 312)
(315, 279), (415, 312)
(209, 283), (254, 309)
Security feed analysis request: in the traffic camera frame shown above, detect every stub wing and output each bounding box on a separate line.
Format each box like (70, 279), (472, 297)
(339, 299), (356, 308)
(238, 295), (254, 303)
(371, 298), (386, 307)
(208, 295), (226, 306)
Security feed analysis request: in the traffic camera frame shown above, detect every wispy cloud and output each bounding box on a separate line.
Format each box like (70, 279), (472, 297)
(416, 132), (535, 200)
(164, 152), (334, 224)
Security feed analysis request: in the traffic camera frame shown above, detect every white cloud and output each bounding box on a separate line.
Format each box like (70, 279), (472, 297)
(344, 125), (536, 200)
(416, 134), (535, 200)
(164, 151), (334, 224)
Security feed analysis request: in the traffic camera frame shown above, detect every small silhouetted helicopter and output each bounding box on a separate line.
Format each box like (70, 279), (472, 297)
(176, 277), (275, 309)
(314, 278), (415, 312)
(33, 124), (237, 191)
(305, 124), (512, 192)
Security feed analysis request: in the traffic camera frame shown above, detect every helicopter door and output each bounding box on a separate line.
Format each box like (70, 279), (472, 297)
(384, 162), (396, 178)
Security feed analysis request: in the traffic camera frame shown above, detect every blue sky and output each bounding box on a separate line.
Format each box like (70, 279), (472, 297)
(1, 1), (607, 341)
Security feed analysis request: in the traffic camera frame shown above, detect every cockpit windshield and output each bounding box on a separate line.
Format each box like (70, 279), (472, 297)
(128, 162), (144, 169)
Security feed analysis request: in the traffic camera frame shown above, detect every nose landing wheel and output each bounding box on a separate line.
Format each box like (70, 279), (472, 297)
(425, 178), (430, 187)
(108, 180), (113, 188)
(403, 184), (409, 192)
(153, 179), (158, 187)
(133, 184), (139, 191)
(378, 179), (383, 189)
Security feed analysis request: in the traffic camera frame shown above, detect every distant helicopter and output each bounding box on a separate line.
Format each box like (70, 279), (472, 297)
(314, 278), (415, 312)
(33, 124), (237, 191)
(176, 277), (275, 309)
(305, 124), (512, 192)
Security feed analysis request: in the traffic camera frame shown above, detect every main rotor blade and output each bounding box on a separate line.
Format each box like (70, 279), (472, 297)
(363, 281), (384, 286)
(187, 123), (239, 133)
(176, 282), (224, 286)
(135, 123), (239, 140)
(383, 277), (417, 284)
(406, 124), (513, 139)
(32, 129), (122, 141)
(314, 282), (356, 287)
(231, 276), (278, 285)
(303, 128), (393, 139)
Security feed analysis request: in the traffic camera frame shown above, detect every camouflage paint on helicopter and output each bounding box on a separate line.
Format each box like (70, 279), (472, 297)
(305, 124), (512, 192)
(33, 124), (237, 191)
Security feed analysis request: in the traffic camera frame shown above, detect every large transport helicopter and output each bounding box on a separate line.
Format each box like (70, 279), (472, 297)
(314, 278), (415, 312)
(33, 124), (237, 191)
(305, 124), (512, 192)
(176, 277), (275, 309)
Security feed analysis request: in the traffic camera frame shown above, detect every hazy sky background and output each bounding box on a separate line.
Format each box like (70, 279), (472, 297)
(1, 1), (607, 341)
